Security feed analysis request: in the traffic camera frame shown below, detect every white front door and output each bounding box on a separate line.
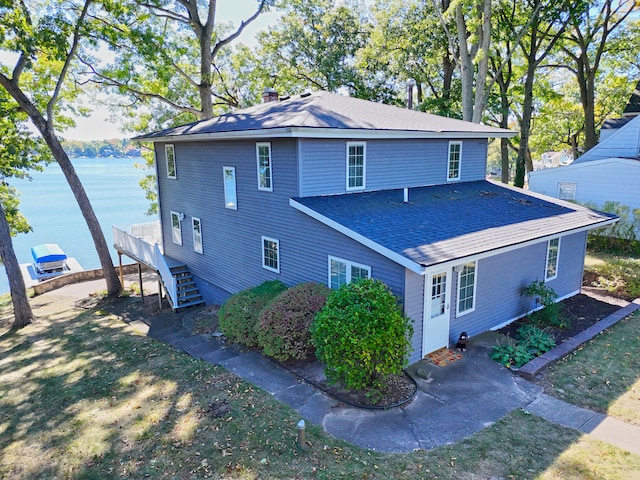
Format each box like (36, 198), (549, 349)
(423, 269), (452, 354)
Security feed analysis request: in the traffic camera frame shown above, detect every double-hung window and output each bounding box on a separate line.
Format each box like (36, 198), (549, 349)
(170, 211), (182, 245)
(165, 144), (176, 179)
(329, 256), (371, 289)
(192, 217), (203, 254)
(457, 261), (477, 316)
(346, 142), (366, 190)
(545, 238), (560, 281)
(223, 166), (237, 209)
(257, 143), (272, 191)
(262, 236), (280, 273)
(447, 141), (462, 181)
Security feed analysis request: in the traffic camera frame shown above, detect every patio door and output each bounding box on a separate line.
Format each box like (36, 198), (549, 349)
(423, 269), (452, 355)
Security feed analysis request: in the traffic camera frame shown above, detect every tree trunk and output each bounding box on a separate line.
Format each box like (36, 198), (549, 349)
(0, 77), (122, 297)
(0, 202), (33, 329)
(514, 61), (536, 188)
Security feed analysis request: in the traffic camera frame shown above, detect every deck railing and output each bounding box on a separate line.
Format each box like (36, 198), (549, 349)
(112, 222), (179, 309)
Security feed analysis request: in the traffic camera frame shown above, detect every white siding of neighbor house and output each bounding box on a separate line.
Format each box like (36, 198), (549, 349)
(528, 158), (640, 213)
(299, 138), (488, 197)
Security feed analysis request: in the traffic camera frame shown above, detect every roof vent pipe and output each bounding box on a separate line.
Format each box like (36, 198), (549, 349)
(262, 87), (279, 103)
(406, 78), (416, 109)
(404, 187), (409, 203)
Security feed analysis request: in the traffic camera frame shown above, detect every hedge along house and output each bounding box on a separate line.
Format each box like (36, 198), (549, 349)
(123, 91), (617, 364)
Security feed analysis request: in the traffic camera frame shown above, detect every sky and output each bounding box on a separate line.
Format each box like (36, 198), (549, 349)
(62, 1), (280, 140)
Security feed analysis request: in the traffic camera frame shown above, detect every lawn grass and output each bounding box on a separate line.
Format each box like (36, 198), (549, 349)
(537, 311), (640, 426)
(1, 293), (640, 479)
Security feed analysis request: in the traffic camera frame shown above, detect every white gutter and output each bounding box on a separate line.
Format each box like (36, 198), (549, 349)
(137, 126), (516, 143)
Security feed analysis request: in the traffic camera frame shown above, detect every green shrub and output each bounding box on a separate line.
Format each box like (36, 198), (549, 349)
(522, 280), (568, 329)
(490, 338), (534, 369)
(311, 278), (413, 398)
(516, 325), (556, 356)
(257, 282), (330, 362)
(585, 257), (640, 300)
(218, 280), (287, 347)
(585, 201), (640, 254)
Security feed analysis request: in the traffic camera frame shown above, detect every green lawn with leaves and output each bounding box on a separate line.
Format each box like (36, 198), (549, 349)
(1, 294), (640, 479)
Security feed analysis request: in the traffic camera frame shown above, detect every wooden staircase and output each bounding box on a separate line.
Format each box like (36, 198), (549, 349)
(167, 264), (205, 311)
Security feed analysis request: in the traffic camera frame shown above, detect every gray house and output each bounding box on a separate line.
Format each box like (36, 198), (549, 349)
(121, 91), (616, 363)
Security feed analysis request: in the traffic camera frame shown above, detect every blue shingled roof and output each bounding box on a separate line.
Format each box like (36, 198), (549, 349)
(291, 181), (616, 268)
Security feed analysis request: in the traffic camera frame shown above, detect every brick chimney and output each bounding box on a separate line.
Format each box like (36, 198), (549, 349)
(262, 88), (279, 103)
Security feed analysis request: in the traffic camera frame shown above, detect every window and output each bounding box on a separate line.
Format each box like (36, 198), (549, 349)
(223, 166), (237, 209)
(328, 256), (371, 289)
(346, 142), (366, 190)
(257, 143), (272, 191)
(447, 141), (462, 181)
(192, 217), (203, 254)
(557, 182), (576, 201)
(457, 262), (476, 315)
(165, 144), (176, 179)
(262, 236), (279, 272)
(171, 211), (182, 245)
(545, 238), (560, 281)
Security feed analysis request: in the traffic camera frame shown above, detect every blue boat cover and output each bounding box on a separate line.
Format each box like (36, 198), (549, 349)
(31, 244), (67, 263)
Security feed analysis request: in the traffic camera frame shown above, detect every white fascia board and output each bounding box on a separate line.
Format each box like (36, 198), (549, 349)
(289, 198), (425, 275)
(136, 126), (516, 143)
(421, 217), (618, 275)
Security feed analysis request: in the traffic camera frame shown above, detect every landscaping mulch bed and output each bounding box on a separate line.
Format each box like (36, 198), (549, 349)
(497, 293), (622, 344)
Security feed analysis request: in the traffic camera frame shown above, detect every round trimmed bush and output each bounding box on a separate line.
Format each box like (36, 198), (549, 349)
(257, 282), (330, 362)
(311, 278), (413, 393)
(218, 280), (287, 347)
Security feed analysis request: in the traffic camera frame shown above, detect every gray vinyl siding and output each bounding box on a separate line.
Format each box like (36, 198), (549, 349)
(155, 139), (405, 304)
(299, 138), (488, 197)
(448, 231), (587, 344)
(404, 270), (425, 364)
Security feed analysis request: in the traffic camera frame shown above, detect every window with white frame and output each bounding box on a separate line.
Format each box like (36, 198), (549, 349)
(457, 262), (476, 315)
(257, 143), (272, 191)
(329, 256), (371, 289)
(447, 141), (462, 181)
(557, 182), (576, 201)
(223, 166), (237, 209)
(165, 144), (176, 179)
(171, 211), (182, 245)
(262, 236), (279, 272)
(545, 238), (560, 281)
(192, 217), (203, 254)
(346, 142), (366, 190)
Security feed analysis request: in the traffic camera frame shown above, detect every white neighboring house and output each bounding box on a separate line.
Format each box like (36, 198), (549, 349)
(529, 82), (640, 215)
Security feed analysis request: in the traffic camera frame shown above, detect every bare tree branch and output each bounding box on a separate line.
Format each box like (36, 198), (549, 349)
(211, 0), (267, 59)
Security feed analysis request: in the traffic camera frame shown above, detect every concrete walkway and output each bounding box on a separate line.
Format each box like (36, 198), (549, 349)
(38, 279), (640, 455)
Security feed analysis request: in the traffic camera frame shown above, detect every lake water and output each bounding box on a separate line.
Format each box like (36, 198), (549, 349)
(0, 157), (157, 294)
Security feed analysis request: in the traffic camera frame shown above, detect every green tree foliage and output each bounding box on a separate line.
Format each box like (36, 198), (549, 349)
(0, 0), (122, 296)
(0, 89), (51, 328)
(218, 280), (287, 348)
(311, 279), (413, 396)
(257, 282), (330, 362)
(254, 0), (391, 101)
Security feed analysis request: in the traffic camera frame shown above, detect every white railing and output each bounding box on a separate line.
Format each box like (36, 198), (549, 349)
(112, 222), (178, 309)
(154, 244), (178, 309)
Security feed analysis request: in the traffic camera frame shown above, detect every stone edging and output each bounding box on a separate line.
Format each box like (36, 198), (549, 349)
(517, 298), (640, 380)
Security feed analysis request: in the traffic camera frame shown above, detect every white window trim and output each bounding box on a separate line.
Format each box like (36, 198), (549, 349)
(165, 144), (176, 179)
(455, 261), (477, 317)
(327, 256), (371, 289)
(192, 217), (203, 254)
(545, 237), (560, 281)
(447, 141), (462, 182)
(256, 142), (273, 192)
(346, 141), (366, 191)
(223, 166), (237, 210)
(262, 236), (280, 273)
(170, 211), (183, 246)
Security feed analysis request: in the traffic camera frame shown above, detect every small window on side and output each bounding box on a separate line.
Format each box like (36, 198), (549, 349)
(192, 217), (203, 254)
(165, 144), (177, 179)
(447, 141), (462, 181)
(171, 211), (183, 246)
(223, 166), (237, 209)
(257, 143), (272, 192)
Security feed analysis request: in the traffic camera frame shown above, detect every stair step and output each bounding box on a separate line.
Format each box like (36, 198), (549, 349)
(175, 300), (206, 311)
